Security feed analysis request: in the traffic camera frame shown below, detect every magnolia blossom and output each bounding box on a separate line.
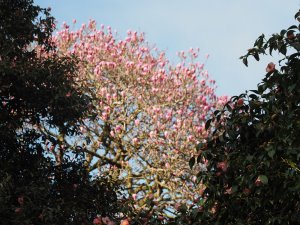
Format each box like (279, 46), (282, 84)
(266, 62), (276, 73)
(93, 217), (102, 224)
(255, 177), (263, 186)
(43, 20), (228, 217)
(120, 219), (130, 225)
(217, 161), (228, 172)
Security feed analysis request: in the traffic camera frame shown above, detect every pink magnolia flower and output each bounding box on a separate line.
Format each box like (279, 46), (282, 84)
(132, 193), (137, 200)
(115, 125), (122, 133)
(110, 130), (115, 137)
(187, 135), (194, 142)
(266, 62), (276, 73)
(225, 187), (232, 195)
(255, 177), (263, 186)
(132, 138), (138, 145)
(17, 196), (24, 205)
(237, 98), (244, 106)
(93, 216), (102, 224)
(50, 21), (227, 216)
(217, 161), (228, 172)
(15, 207), (22, 213)
(73, 183), (78, 189)
(102, 217), (113, 224)
(134, 119), (140, 126)
(175, 203), (181, 211)
(243, 188), (251, 195)
(38, 213), (43, 220)
(164, 131), (169, 138)
(120, 219), (130, 225)
(287, 32), (295, 40)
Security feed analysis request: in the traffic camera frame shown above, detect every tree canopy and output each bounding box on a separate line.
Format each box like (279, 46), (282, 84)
(49, 19), (227, 222)
(188, 9), (300, 225)
(0, 1), (123, 224)
(3, 1), (300, 224)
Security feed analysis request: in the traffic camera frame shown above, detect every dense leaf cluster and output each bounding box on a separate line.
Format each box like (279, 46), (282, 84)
(0, 151), (120, 225)
(188, 10), (300, 225)
(0, 1), (122, 224)
(0, 0), (88, 135)
(3, 1), (300, 224)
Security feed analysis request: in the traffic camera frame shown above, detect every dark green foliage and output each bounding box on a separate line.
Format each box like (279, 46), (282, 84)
(0, 1), (122, 224)
(0, 0), (89, 135)
(0, 150), (120, 225)
(189, 9), (300, 225)
(0, 0), (54, 58)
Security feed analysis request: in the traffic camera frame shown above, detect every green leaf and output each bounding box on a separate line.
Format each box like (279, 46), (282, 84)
(258, 84), (267, 94)
(268, 150), (275, 159)
(214, 110), (220, 116)
(287, 25), (298, 30)
(189, 157), (195, 169)
(288, 83), (296, 92)
(269, 45), (274, 55)
(250, 89), (259, 94)
(280, 29), (287, 36)
(258, 175), (268, 184)
(205, 119), (212, 130)
(196, 143), (205, 151)
(279, 44), (287, 55)
(253, 52), (259, 61)
(225, 103), (232, 112)
(216, 114), (221, 122)
(242, 58), (248, 67)
(249, 94), (258, 100)
(294, 10), (300, 19)
(254, 34), (264, 48)
(232, 185), (238, 193)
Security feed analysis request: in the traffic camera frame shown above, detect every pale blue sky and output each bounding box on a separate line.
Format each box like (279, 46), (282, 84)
(36, 0), (299, 96)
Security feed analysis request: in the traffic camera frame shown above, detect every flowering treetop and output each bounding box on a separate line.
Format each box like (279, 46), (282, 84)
(41, 19), (227, 221)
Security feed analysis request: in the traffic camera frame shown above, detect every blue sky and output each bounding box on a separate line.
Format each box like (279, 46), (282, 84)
(36, 0), (299, 96)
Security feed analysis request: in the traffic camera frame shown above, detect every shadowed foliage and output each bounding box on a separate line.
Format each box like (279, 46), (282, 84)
(186, 9), (300, 225)
(0, 1), (124, 224)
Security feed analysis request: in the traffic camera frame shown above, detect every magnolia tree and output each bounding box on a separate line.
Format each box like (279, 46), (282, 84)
(41, 20), (227, 220)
